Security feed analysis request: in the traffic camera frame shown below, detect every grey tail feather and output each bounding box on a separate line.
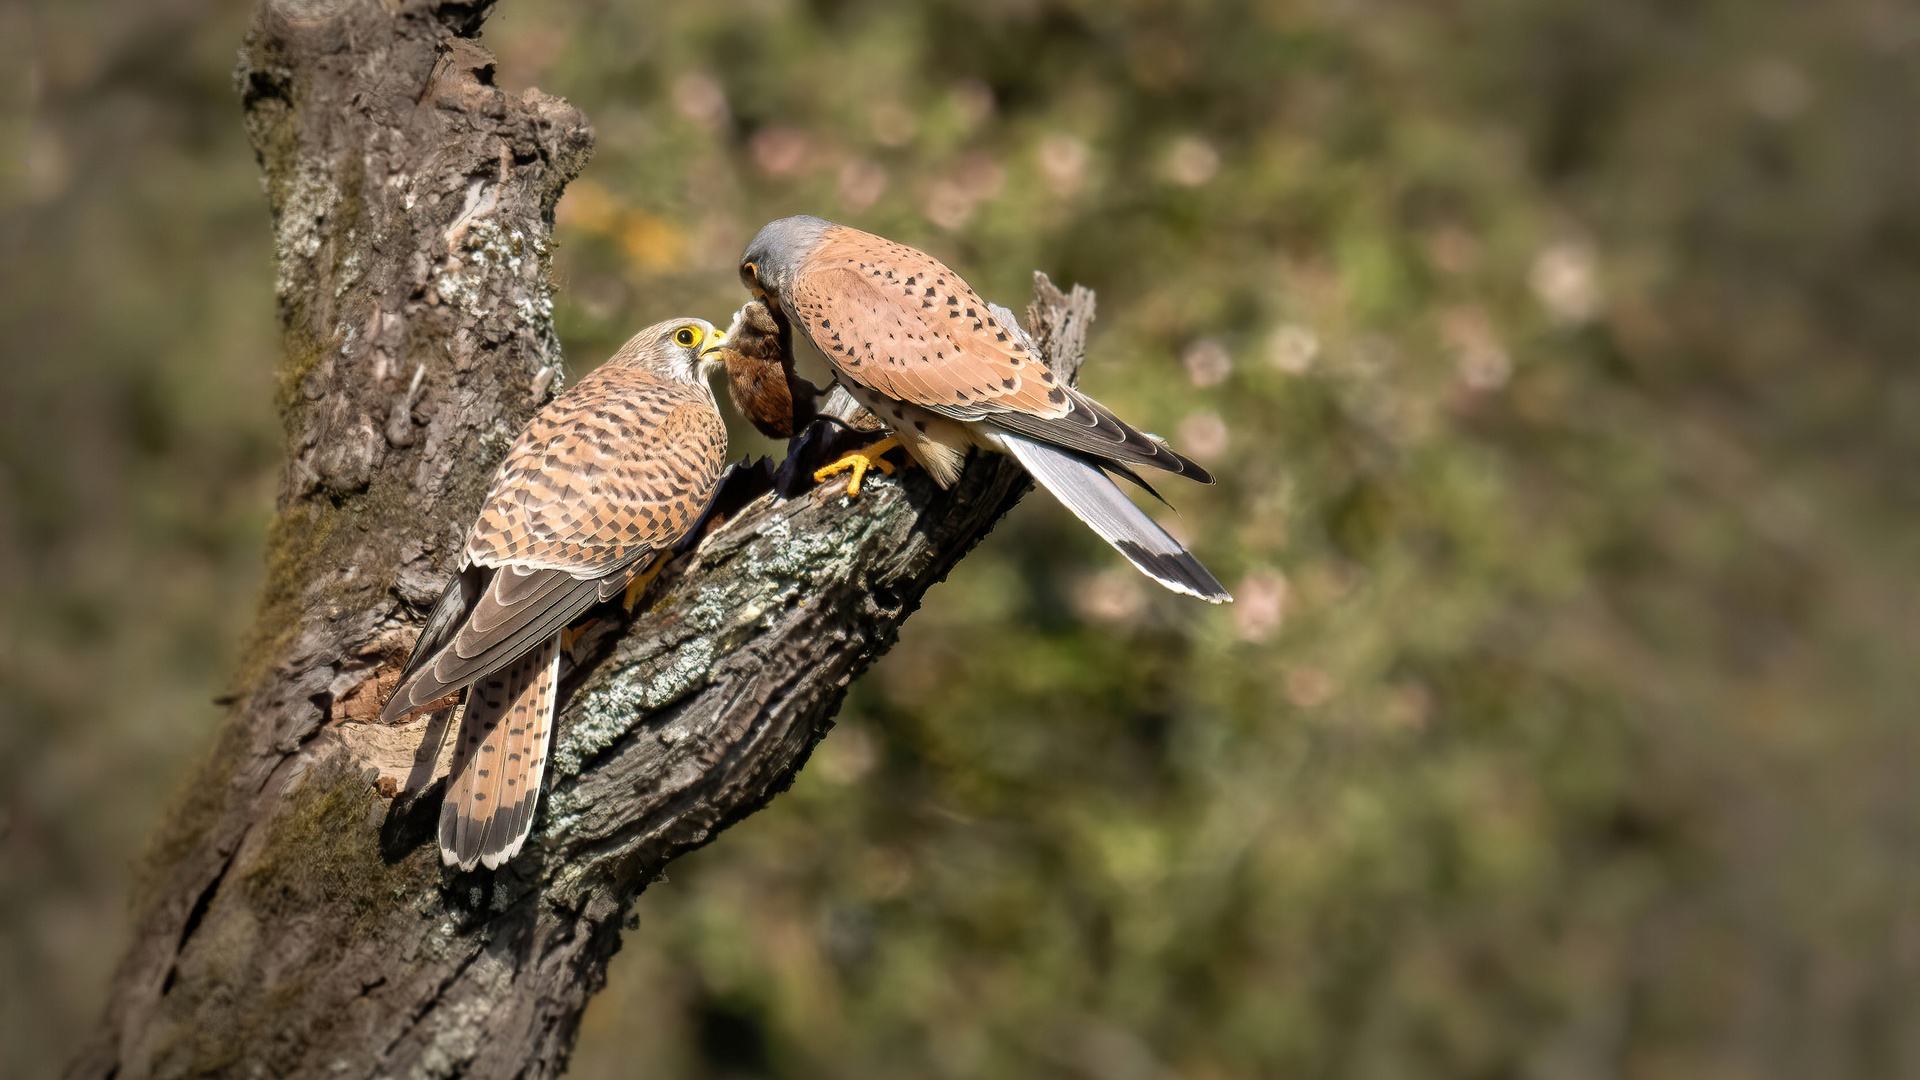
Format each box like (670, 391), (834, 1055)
(438, 633), (560, 871)
(1000, 432), (1231, 603)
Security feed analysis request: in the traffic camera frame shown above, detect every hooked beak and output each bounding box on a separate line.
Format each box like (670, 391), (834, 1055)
(697, 329), (728, 363)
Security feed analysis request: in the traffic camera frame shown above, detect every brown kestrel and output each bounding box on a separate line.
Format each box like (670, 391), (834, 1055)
(382, 318), (731, 870)
(737, 216), (1230, 602)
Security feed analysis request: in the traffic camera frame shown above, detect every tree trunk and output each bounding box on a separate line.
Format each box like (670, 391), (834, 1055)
(66, 2), (1094, 1077)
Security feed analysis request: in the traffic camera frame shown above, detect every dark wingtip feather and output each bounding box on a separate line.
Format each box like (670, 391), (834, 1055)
(1104, 460), (1172, 507)
(983, 390), (1218, 485)
(384, 564), (490, 723)
(1158, 445), (1214, 485)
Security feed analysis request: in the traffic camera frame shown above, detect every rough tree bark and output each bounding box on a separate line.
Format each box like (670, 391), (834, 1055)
(67, 2), (1097, 1078)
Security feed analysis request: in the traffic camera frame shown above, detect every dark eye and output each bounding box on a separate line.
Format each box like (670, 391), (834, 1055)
(742, 262), (757, 281)
(675, 327), (698, 347)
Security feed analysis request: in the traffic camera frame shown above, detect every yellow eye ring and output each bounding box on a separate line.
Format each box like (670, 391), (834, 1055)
(674, 327), (699, 347)
(742, 262), (757, 280)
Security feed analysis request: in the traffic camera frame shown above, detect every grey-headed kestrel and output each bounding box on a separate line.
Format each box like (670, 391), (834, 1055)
(381, 318), (731, 870)
(737, 216), (1231, 603)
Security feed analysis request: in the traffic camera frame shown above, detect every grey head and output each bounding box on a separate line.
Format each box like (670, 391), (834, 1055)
(607, 317), (728, 385)
(739, 215), (836, 307)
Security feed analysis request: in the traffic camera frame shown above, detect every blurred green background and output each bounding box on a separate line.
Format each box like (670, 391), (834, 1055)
(6, 0), (1920, 1076)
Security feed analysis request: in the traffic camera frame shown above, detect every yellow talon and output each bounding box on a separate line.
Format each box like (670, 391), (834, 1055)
(813, 435), (901, 497)
(621, 555), (671, 612)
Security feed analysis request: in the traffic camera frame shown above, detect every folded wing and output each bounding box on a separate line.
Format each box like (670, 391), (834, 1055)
(381, 377), (726, 723)
(790, 246), (1210, 482)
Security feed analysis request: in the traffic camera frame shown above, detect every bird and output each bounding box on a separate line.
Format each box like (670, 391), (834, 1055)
(717, 298), (821, 440)
(381, 318), (731, 870)
(736, 216), (1231, 603)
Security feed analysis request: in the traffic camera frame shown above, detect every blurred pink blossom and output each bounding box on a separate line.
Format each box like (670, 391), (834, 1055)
(1267, 324), (1318, 374)
(1075, 568), (1146, 625)
(1440, 305), (1511, 390)
(749, 126), (814, 177)
(1177, 412), (1229, 463)
(1285, 665), (1333, 708)
(1038, 134), (1089, 197)
(1164, 135), (1219, 187)
(921, 153), (1004, 230)
(671, 72), (730, 131)
(1233, 571), (1289, 642)
(837, 159), (887, 212)
(1182, 338), (1233, 387)
(1529, 241), (1601, 324)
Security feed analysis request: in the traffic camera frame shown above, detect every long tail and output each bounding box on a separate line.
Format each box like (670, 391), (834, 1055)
(999, 431), (1231, 603)
(439, 633), (561, 870)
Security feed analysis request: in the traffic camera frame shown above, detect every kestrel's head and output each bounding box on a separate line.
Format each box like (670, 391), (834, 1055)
(738, 215), (835, 311)
(612, 318), (728, 384)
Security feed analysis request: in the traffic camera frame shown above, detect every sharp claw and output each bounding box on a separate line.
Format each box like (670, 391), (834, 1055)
(813, 455), (875, 496)
(852, 457), (895, 496)
(812, 438), (901, 497)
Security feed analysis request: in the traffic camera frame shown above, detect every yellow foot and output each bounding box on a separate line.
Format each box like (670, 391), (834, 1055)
(621, 555), (670, 613)
(812, 435), (901, 497)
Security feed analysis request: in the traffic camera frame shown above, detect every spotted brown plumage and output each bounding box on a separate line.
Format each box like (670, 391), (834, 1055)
(738, 216), (1230, 602)
(382, 318), (731, 870)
